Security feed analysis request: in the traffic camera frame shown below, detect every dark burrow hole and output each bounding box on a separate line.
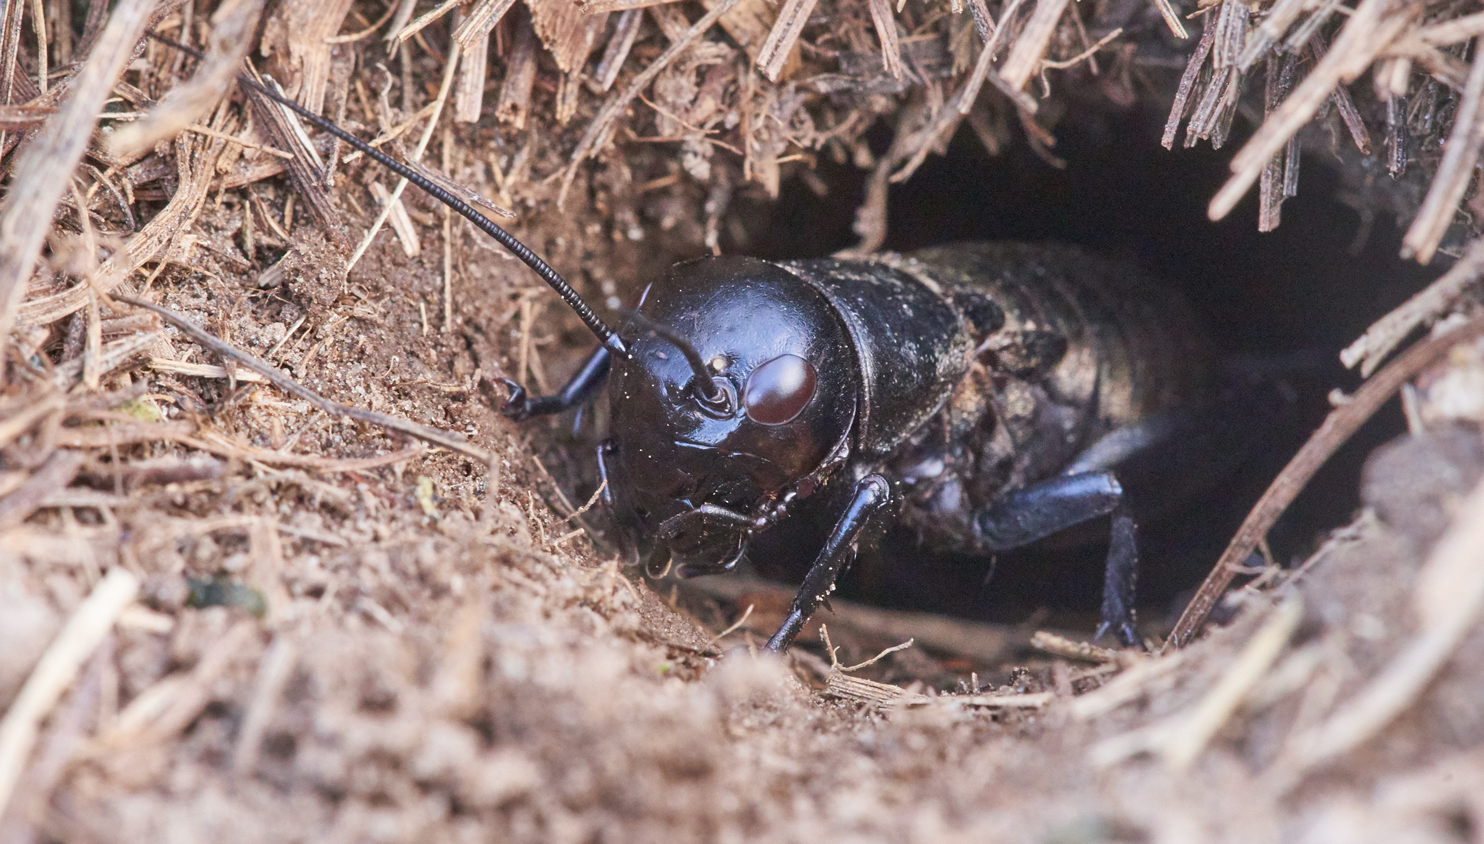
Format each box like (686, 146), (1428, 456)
(717, 102), (1433, 633)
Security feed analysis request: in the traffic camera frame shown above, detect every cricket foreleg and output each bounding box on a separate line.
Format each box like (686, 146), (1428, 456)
(765, 475), (891, 653)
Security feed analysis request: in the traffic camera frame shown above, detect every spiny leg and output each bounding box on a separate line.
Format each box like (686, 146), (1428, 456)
(974, 470), (1141, 647)
(765, 475), (891, 653)
(1094, 505), (1140, 647)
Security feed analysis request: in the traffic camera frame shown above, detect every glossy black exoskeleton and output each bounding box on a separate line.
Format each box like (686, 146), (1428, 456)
(503, 244), (1219, 651)
(170, 34), (1226, 653)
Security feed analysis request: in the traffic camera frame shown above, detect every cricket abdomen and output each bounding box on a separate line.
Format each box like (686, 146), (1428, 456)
(884, 243), (1215, 551)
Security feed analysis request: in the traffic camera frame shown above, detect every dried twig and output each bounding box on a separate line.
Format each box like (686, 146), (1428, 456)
(55, 420), (194, 449)
(840, 639), (915, 671)
(0, 0), (26, 145)
(1402, 37), (1484, 265)
(1328, 80), (1372, 154)
(578, 0), (681, 12)
(563, 478), (608, 523)
(0, 634), (105, 844)
(52, 330), (163, 388)
(326, 0), (401, 43)
(370, 180), (422, 257)
(696, 0), (773, 69)
(244, 70), (344, 235)
(1070, 649), (1186, 720)
(865, 0), (903, 80)
(1417, 11), (1484, 46)
(0, 450), (83, 530)
(75, 0), (107, 58)
(497, 14), (539, 128)
(346, 41), (461, 271)
(397, 153), (515, 218)
(0, 0), (158, 383)
(1259, 52), (1299, 232)
(824, 670), (1053, 709)
(232, 637), (297, 776)
(108, 0), (264, 159)
(1000, 0), (1072, 91)
(0, 392), (63, 450)
(711, 604), (754, 640)
(1041, 27), (1123, 70)
(1342, 239), (1484, 375)
(1092, 597), (1302, 769)
(680, 575), (1020, 664)
(181, 123), (293, 158)
(178, 436), (426, 471)
(821, 672), (928, 706)
(1185, 4), (1239, 147)
(1284, 0), (1342, 55)
(1167, 313), (1484, 649)
(888, 9), (1033, 184)
(1029, 630), (1121, 664)
(95, 621), (258, 750)
(531, 0), (608, 73)
(1149, 0), (1188, 40)
(559, 0), (742, 206)
(441, 125), (456, 332)
(0, 99), (56, 130)
(1211, 0), (1249, 71)
(1277, 473), (1484, 782)
(1163, 20), (1215, 149)
(755, 0), (818, 82)
(1209, 0), (1412, 220)
(114, 295), (491, 463)
(452, 0), (519, 49)
(821, 625), (916, 672)
(391, 0), (460, 48)
(593, 8), (644, 91)
(77, 454), (224, 490)
(1237, 0), (1306, 71)
(452, 0), (520, 123)
(0, 567), (139, 821)
(149, 357), (269, 382)
(1160, 596), (1301, 769)
(282, 0), (354, 113)
(455, 18), (491, 124)
(28, 0), (45, 96)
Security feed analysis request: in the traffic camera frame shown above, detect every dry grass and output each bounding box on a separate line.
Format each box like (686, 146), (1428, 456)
(3, 0), (1484, 840)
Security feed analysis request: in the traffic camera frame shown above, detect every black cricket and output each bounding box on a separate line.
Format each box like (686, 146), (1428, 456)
(177, 36), (1234, 652)
(502, 247), (1213, 650)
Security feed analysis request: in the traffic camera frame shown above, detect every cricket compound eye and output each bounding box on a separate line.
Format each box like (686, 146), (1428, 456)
(742, 354), (817, 425)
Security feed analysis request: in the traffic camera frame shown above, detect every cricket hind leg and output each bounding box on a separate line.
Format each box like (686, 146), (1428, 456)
(1095, 504), (1140, 647)
(974, 470), (1142, 647)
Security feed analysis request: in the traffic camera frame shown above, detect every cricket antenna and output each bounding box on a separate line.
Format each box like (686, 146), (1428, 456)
(145, 31), (628, 359)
